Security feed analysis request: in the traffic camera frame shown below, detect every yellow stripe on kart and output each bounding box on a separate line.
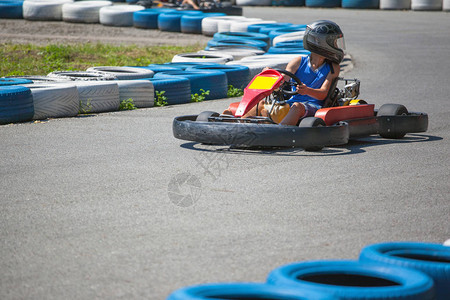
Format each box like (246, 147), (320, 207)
(248, 76), (279, 90)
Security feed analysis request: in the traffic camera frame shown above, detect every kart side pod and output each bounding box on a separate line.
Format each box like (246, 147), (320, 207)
(315, 104), (375, 126)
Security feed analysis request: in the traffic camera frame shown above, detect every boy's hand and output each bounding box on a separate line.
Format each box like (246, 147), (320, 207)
(296, 84), (309, 95)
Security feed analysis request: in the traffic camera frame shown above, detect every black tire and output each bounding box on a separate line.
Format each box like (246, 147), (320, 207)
(360, 242), (450, 300)
(299, 117), (326, 151)
(196, 111), (219, 122)
(377, 103), (408, 139)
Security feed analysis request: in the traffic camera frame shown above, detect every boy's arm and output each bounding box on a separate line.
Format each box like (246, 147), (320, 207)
(296, 62), (340, 100)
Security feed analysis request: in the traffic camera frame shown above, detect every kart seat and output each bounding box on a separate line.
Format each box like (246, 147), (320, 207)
(322, 77), (340, 108)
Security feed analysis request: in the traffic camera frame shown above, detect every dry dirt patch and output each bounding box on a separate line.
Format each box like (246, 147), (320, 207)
(0, 19), (210, 46)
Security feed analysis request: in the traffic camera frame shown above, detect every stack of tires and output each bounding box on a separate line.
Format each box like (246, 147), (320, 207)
(167, 241), (450, 300)
(0, 66), (158, 124)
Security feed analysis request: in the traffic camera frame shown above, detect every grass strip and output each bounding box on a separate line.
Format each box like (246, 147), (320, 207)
(1, 43), (205, 77)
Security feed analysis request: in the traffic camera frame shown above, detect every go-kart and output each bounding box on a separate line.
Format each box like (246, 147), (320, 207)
(138, 0), (243, 16)
(172, 69), (428, 151)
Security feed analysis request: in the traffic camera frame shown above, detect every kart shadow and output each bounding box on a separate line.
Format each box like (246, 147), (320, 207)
(179, 134), (442, 157)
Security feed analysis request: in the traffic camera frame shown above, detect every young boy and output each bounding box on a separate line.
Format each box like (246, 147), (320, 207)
(242, 20), (346, 126)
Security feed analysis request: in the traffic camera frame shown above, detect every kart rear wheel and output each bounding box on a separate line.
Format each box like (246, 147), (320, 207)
(377, 104), (408, 139)
(299, 117), (326, 151)
(196, 111), (219, 122)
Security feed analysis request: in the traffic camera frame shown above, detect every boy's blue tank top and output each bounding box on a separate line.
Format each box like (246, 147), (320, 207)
(286, 55), (331, 107)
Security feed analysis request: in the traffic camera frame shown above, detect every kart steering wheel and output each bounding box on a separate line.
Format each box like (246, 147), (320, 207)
(273, 69), (302, 97)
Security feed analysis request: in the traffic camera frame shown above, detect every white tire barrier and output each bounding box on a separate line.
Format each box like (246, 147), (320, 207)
(99, 5), (144, 27)
(22, 83), (79, 120)
(7, 75), (71, 83)
(172, 53), (233, 64)
(202, 16), (245, 36)
(272, 31), (305, 46)
(73, 81), (120, 113)
(116, 80), (154, 108)
(62, 1), (112, 23)
(47, 71), (117, 81)
(197, 46), (264, 61)
(216, 16), (249, 33)
(229, 20), (276, 32)
(86, 66), (154, 80)
(240, 54), (300, 65)
(380, 0), (411, 9)
(23, 0), (73, 21)
(236, 0), (272, 5)
(444, 0), (450, 9)
(227, 60), (289, 79)
(411, 0), (442, 10)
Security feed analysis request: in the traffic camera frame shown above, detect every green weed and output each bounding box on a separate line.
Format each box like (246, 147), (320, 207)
(155, 90), (168, 107)
(119, 98), (137, 111)
(79, 98), (93, 114)
(227, 85), (244, 98)
(191, 89), (210, 102)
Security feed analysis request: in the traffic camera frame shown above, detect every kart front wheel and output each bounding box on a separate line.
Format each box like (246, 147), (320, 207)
(377, 104), (408, 139)
(299, 117), (326, 152)
(196, 111), (219, 122)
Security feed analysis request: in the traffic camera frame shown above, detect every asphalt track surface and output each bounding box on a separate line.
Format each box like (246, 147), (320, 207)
(1, 7), (450, 300)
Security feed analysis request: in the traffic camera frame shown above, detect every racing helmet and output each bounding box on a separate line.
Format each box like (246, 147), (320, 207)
(303, 20), (345, 64)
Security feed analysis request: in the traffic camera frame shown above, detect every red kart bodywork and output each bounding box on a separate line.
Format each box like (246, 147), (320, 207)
(228, 69), (376, 125)
(232, 69), (285, 117)
(316, 105), (375, 126)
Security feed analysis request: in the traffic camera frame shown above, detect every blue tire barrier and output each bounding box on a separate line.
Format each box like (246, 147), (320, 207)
(342, 0), (380, 8)
(268, 25), (306, 41)
(133, 9), (175, 29)
(247, 22), (292, 33)
(213, 31), (270, 45)
(158, 11), (203, 32)
(274, 40), (304, 48)
(259, 24), (297, 35)
(154, 70), (228, 100)
(145, 77), (191, 105)
(207, 38), (268, 51)
(359, 242), (450, 300)
(305, 0), (341, 7)
(0, 86), (34, 125)
(181, 12), (225, 34)
(133, 9), (159, 29)
(273, 0), (306, 5)
(167, 282), (337, 300)
(1, 78), (33, 86)
(186, 64), (251, 89)
(145, 64), (183, 73)
(0, 0), (23, 19)
(163, 62), (220, 70)
(267, 47), (310, 55)
(267, 260), (435, 300)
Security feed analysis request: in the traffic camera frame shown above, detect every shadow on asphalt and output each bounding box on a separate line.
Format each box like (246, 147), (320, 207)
(179, 134), (442, 157)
